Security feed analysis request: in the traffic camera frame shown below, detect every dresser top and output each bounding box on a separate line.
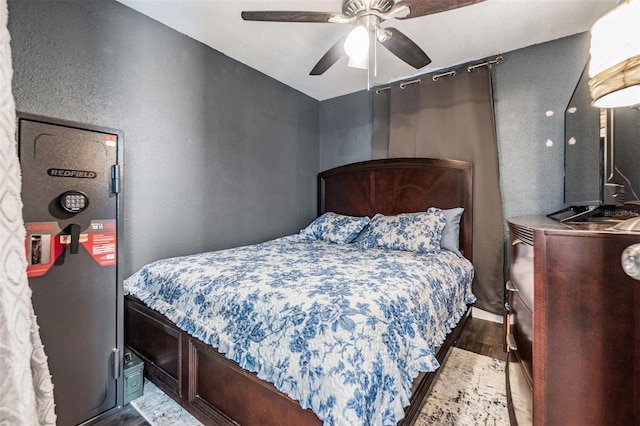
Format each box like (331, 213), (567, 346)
(508, 215), (640, 236)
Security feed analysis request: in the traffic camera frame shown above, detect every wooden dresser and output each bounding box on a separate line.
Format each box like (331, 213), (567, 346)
(505, 216), (640, 426)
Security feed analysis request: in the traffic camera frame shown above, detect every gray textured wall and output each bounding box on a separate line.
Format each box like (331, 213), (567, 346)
(319, 34), (591, 220)
(494, 33), (589, 218)
(319, 90), (373, 171)
(9, 0), (319, 277)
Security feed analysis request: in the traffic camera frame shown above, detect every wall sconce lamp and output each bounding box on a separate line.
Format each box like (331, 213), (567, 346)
(588, 0), (640, 108)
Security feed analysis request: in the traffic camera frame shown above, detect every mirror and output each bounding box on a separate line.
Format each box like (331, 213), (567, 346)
(564, 64), (603, 206)
(564, 63), (640, 208)
(612, 106), (640, 203)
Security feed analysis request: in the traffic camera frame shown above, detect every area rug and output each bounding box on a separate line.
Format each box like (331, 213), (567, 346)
(415, 347), (509, 426)
(131, 381), (203, 426)
(132, 347), (507, 426)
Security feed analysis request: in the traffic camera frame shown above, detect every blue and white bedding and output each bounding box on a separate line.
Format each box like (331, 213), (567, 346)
(124, 234), (475, 426)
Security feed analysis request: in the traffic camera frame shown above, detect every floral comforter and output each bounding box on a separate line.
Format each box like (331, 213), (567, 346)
(124, 235), (475, 425)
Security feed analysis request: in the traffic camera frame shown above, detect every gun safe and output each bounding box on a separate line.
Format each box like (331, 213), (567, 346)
(18, 113), (124, 425)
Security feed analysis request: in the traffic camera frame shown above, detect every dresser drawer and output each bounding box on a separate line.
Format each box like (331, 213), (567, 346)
(506, 277), (533, 391)
(509, 239), (534, 311)
(506, 293), (533, 426)
(510, 288), (533, 386)
(506, 350), (533, 426)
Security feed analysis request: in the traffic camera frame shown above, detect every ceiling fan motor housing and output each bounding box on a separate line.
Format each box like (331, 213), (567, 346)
(343, 0), (395, 17)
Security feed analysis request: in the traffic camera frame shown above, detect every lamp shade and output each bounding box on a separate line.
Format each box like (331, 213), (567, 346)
(588, 0), (640, 108)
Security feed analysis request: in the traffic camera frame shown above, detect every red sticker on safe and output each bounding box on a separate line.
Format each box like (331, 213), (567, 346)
(81, 220), (117, 266)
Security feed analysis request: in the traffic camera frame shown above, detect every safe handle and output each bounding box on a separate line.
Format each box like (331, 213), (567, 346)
(66, 224), (81, 254)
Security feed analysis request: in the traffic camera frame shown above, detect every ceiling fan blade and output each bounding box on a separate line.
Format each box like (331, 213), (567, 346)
(379, 28), (431, 69)
(396, 0), (486, 20)
(310, 36), (347, 75)
(241, 11), (336, 23)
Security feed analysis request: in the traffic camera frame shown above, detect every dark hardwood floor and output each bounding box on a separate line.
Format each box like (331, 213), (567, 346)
(93, 316), (505, 425)
(93, 404), (150, 426)
(456, 315), (507, 361)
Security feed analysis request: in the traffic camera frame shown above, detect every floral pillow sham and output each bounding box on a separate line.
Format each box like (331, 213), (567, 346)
(358, 208), (447, 253)
(300, 212), (370, 244)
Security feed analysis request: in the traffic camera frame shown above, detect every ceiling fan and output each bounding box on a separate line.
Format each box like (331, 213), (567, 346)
(241, 0), (486, 75)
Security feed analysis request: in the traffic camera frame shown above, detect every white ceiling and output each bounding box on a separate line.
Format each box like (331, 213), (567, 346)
(116, 0), (618, 101)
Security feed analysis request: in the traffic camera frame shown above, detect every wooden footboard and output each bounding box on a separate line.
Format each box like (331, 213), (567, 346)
(125, 296), (471, 426)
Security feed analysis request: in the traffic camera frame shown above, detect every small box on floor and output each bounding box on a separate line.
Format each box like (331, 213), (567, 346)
(123, 349), (144, 404)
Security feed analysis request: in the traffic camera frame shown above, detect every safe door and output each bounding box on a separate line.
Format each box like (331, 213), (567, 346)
(18, 113), (123, 425)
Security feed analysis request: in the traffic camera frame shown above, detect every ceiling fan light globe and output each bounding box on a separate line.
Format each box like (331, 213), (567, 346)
(344, 25), (370, 60)
(347, 54), (369, 70)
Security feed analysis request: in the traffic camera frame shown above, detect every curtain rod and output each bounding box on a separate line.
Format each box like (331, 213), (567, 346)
(431, 70), (456, 81)
(467, 55), (504, 72)
(374, 55), (504, 94)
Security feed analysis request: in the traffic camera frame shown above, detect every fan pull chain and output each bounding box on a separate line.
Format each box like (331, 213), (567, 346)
(374, 31), (378, 78)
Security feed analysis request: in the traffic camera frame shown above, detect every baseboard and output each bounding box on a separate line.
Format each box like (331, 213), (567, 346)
(472, 307), (503, 324)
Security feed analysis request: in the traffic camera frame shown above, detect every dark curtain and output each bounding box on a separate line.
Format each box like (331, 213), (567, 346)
(373, 66), (504, 314)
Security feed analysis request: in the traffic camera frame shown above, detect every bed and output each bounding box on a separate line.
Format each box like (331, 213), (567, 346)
(124, 157), (474, 425)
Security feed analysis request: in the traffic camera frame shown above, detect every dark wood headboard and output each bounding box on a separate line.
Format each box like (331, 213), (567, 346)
(318, 158), (473, 261)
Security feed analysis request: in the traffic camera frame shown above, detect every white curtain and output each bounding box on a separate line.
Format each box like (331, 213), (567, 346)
(0, 1), (56, 424)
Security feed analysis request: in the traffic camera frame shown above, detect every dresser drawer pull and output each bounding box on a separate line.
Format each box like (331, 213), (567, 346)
(506, 334), (518, 352)
(622, 244), (640, 281)
(506, 280), (518, 292)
